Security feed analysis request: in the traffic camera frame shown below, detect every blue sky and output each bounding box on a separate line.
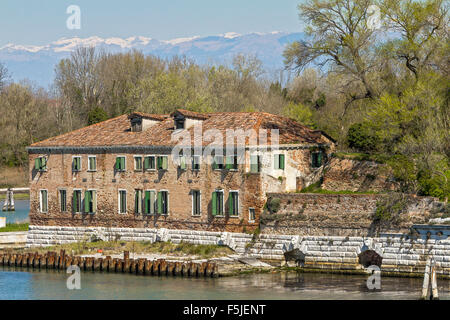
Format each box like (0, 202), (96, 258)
(0, 0), (305, 46)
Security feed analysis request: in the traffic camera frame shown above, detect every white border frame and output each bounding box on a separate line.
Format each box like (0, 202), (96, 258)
(229, 190), (240, 217)
(118, 189), (127, 214)
(144, 155), (156, 171)
(191, 190), (201, 216)
(87, 155), (97, 172)
(133, 155), (143, 171)
(72, 188), (83, 213)
(115, 155), (127, 172)
(58, 188), (67, 213)
(39, 189), (48, 213)
(72, 155), (82, 172)
(248, 207), (256, 223)
(213, 189), (225, 217)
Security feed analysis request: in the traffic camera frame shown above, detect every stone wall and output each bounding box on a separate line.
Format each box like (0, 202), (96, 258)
(261, 193), (438, 236)
(322, 157), (398, 192)
(26, 225), (450, 276)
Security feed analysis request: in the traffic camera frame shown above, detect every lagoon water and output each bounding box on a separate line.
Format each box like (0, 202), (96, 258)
(0, 267), (449, 300)
(0, 200), (30, 224)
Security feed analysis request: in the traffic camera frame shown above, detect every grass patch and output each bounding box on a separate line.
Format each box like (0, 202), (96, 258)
(298, 181), (379, 195)
(19, 240), (234, 258)
(332, 152), (389, 164)
(0, 193), (29, 200)
(0, 223), (29, 232)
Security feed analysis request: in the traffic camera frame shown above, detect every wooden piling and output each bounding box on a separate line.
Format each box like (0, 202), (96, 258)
(431, 260), (439, 300)
(137, 259), (145, 275)
(421, 258), (431, 299)
(144, 259), (152, 275)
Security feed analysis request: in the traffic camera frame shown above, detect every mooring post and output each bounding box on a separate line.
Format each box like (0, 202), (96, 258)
(430, 258), (439, 300)
(421, 258), (431, 300)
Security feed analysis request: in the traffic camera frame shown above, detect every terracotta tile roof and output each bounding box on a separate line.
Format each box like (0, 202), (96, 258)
(29, 111), (334, 148)
(128, 112), (169, 121)
(171, 109), (210, 120)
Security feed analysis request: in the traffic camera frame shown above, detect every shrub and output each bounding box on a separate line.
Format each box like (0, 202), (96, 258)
(268, 197), (281, 213)
(347, 122), (380, 152)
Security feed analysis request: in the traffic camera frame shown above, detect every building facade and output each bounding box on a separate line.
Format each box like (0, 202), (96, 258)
(27, 109), (335, 232)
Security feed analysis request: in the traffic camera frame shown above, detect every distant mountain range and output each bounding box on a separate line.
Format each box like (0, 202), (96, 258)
(0, 31), (304, 87)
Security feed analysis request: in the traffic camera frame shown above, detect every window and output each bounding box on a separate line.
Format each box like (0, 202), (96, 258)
(228, 191), (239, 216)
(131, 118), (142, 132)
(115, 156), (126, 171)
(144, 156), (155, 170)
(144, 190), (156, 215)
(250, 155), (260, 173)
(157, 156), (168, 170)
(249, 208), (256, 222)
(84, 190), (97, 214)
(72, 156), (81, 171)
(88, 156), (97, 171)
(311, 151), (323, 168)
(39, 190), (48, 213)
(118, 190), (127, 214)
(192, 155), (201, 170)
(34, 157), (47, 171)
(192, 190), (201, 216)
(175, 119), (185, 130)
(211, 190), (224, 216)
(274, 154), (285, 170)
(72, 190), (82, 213)
(157, 191), (168, 215)
(179, 155), (187, 170)
(59, 190), (67, 212)
(134, 156), (143, 171)
(134, 189), (142, 214)
(212, 155), (224, 170)
(225, 155), (238, 170)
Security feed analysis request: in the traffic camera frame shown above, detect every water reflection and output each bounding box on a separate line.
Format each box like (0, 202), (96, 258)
(1, 267), (448, 300)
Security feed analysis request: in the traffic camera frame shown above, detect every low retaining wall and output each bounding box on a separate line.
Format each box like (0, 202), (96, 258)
(0, 232), (27, 248)
(26, 225), (450, 277)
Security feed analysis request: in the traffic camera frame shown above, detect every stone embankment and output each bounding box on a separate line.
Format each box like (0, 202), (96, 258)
(25, 225), (450, 278)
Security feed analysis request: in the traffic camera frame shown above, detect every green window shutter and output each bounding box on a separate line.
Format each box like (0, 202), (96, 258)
(135, 191), (139, 213)
(115, 157), (120, 170)
(274, 154), (279, 169)
(144, 157), (149, 170)
(92, 191), (97, 213)
(84, 191), (91, 213)
(318, 152), (323, 166)
(162, 157), (168, 170)
(149, 191), (155, 214)
(180, 156), (186, 170)
(73, 191), (78, 212)
(157, 192), (163, 214)
(41, 157), (47, 170)
(212, 192), (217, 216)
(225, 156), (233, 170)
(157, 157), (161, 169)
(228, 194), (234, 215)
(250, 155), (258, 173)
(35, 158), (40, 170)
(144, 191), (150, 214)
(212, 158), (218, 170)
(279, 154), (285, 170)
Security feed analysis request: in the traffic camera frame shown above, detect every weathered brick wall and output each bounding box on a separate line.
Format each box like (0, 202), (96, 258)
(261, 193), (438, 236)
(29, 152), (264, 233)
(322, 157), (398, 192)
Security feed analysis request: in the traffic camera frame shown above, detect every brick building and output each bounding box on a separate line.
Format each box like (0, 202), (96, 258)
(27, 109), (335, 232)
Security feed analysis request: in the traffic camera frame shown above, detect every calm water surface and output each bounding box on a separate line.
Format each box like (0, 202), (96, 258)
(1, 267), (449, 300)
(0, 200), (29, 224)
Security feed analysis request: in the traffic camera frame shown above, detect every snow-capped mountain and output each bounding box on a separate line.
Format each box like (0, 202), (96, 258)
(0, 31), (304, 87)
